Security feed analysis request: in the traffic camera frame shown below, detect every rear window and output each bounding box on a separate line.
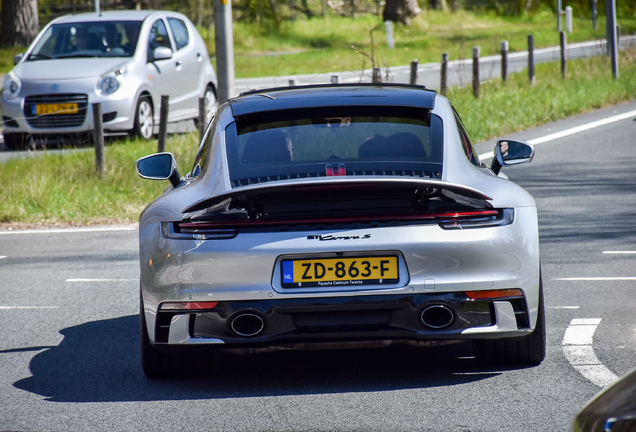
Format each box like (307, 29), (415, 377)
(225, 107), (443, 187)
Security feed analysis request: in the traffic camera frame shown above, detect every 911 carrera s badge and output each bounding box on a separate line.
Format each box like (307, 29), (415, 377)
(307, 234), (371, 241)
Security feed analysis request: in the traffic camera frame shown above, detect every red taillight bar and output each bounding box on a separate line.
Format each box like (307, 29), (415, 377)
(177, 210), (500, 231)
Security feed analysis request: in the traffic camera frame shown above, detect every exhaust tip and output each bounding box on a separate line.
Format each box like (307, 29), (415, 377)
(231, 313), (265, 337)
(421, 304), (455, 329)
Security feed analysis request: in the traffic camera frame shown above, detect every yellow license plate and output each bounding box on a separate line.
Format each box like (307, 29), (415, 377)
(34, 103), (78, 115)
(281, 256), (399, 288)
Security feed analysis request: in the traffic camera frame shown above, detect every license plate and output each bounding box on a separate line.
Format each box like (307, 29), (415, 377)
(34, 103), (78, 115)
(281, 256), (399, 288)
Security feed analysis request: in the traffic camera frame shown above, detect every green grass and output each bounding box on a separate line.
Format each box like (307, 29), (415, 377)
(216, 10), (636, 78)
(448, 47), (636, 142)
(0, 135), (199, 225)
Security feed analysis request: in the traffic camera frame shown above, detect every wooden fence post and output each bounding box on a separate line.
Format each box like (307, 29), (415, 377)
(560, 31), (567, 78)
(528, 35), (535, 84)
(472, 46), (480, 98)
(372, 67), (381, 83)
(501, 40), (509, 83)
(92, 102), (104, 177)
(440, 53), (448, 96)
(198, 97), (206, 144)
(409, 59), (418, 85)
(157, 95), (169, 153)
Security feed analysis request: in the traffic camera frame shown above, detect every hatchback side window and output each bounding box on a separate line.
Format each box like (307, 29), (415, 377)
(452, 107), (480, 167)
(148, 19), (172, 61)
(167, 18), (189, 50)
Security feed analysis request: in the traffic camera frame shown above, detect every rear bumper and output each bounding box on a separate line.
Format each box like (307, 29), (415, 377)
(149, 291), (533, 350)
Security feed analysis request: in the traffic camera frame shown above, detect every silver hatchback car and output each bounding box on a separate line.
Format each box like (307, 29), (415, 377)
(137, 84), (545, 378)
(1, 10), (217, 149)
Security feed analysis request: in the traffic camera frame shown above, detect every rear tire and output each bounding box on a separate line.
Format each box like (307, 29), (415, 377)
(140, 296), (214, 379)
(132, 96), (154, 140)
(473, 275), (546, 366)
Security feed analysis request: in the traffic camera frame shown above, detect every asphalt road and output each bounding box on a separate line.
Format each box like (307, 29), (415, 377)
(1, 102), (636, 431)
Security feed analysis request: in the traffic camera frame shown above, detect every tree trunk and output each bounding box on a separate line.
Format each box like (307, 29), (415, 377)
(268, 0), (280, 24)
(383, 0), (421, 24)
(1, 0), (39, 47)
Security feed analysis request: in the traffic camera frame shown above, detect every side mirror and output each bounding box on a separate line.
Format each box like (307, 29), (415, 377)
(13, 53), (23, 65)
(136, 152), (180, 188)
(491, 140), (535, 175)
(151, 46), (172, 62)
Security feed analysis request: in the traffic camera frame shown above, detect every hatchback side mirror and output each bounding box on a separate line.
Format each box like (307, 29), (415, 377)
(151, 46), (172, 62)
(491, 140), (535, 175)
(13, 53), (23, 65)
(136, 152), (180, 188)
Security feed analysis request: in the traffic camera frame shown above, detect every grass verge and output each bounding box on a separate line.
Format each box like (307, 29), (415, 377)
(0, 47), (635, 226)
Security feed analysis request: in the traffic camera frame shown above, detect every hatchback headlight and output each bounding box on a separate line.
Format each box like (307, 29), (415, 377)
(3, 72), (21, 100)
(96, 66), (127, 95)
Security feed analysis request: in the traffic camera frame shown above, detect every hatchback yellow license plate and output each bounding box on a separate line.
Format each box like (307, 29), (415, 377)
(34, 103), (78, 115)
(281, 256), (399, 288)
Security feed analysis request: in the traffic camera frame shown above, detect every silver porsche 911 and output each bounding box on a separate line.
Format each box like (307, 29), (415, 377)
(136, 83), (545, 378)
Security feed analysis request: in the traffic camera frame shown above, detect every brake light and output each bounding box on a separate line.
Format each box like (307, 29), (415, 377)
(161, 301), (218, 310)
(465, 289), (523, 300)
(438, 208), (514, 230)
(325, 163), (346, 176)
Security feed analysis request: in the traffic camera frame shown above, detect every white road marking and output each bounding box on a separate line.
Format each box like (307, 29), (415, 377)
(0, 256), (6, 259)
(478, 109), (636, 160)
(0, 306), (59, 310)
(562, 318), (619, 388)
(555, 277), (636, 281)
(603, 251), (636, 254)
(66, 278), (139, 282)
(0, 226), (137, 235)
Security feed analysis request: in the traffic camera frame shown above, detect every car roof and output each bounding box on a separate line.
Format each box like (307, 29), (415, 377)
(51, 10), (172, 24)
(229, 84), (437, 117)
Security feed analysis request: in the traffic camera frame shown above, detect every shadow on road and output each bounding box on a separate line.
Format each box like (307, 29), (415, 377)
(14, 315), (511, 403)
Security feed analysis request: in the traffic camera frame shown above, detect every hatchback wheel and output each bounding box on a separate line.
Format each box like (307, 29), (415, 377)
(132, 96), (154, 139)
(195, 87), (218, 130)
(203, 87), (217, 125)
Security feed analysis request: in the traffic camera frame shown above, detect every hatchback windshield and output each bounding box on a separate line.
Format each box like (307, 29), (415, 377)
(225, 106), (443, 187)
(28, 21), (143, 59)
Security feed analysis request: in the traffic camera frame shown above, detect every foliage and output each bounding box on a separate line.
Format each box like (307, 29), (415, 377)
(31, 0), (636, 27)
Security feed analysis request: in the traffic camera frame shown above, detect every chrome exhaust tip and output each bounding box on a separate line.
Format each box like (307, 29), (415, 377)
(231, 313), (265, 337)
(421, 304), (455, 329)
